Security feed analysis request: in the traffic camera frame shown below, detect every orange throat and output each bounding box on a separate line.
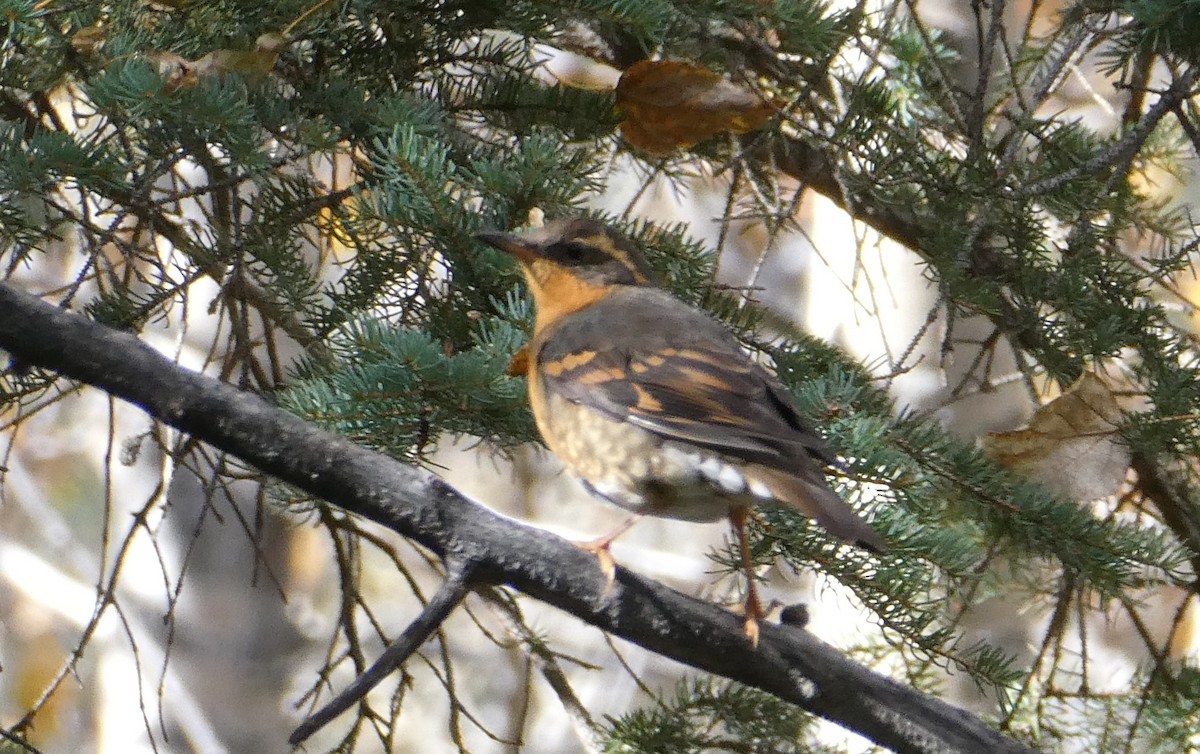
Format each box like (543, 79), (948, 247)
(524, 265), (613, 337)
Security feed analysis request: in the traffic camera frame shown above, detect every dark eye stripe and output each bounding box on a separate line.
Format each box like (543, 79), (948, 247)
(548, 241), (612, 266)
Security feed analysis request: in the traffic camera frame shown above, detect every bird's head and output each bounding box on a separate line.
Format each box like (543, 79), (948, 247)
(477, 217), (654, 291)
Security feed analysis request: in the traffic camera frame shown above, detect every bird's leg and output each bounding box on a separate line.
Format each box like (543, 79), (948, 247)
(577, 515), (641, 589)
(731, 505), (763, 647)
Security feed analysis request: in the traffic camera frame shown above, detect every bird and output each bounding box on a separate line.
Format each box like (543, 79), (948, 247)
(477, 217), (885, 644)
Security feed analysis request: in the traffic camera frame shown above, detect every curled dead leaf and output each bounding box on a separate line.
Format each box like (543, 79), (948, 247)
(981, 371), (1131, 502)
(614, 60), (775, 154)
(146, 50), (198, 91)
(71, 26), (106, 54)
(507, 344), (530, 377)
(148, 32), (289, 92)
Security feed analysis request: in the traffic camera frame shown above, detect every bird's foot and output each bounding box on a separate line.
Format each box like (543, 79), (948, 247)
(743, 613), (760, 647)
(575, 535), (619, 591)
(731, 595), (781, 648)
(730, 506), (769, 647)
(575, 516), (640, 593)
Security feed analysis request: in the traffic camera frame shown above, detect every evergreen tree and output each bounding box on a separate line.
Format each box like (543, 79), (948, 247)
(1, 0), (1199, 752)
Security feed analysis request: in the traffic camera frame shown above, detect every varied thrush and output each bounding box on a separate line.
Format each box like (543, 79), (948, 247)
(478, 217), (885, 644)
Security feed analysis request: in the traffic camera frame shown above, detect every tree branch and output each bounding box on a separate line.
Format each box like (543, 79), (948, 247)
(0, 282), (1040, 754)
(290, 564), (474, 745)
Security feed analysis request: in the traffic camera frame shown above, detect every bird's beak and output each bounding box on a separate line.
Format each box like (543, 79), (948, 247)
(475, 231), (539, 264)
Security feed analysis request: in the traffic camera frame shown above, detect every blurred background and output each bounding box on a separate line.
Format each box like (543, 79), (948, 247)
(2, 0), (1199, 752)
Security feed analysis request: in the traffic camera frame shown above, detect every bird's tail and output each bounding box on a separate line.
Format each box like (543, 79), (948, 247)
(746, 466), (886, 553)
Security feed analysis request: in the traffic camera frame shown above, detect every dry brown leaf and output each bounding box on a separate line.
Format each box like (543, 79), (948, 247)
(614, 60), (775, 154)
(507, 344), (530, 377)
(70, 25), (106, 54)
(199, 32), (287, 76)
(145, 50), (199, 91)
(981, 371), (1131, 502)
(149, 32), (288, 92)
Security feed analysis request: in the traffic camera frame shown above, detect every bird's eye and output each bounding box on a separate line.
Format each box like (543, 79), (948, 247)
(553, 241), (605, 265)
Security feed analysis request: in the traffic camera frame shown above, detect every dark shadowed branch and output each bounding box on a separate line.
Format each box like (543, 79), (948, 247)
(0, 282), (1040, 754)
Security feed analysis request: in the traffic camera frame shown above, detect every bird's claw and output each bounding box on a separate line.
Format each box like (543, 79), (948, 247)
(575, 536), (618, 594)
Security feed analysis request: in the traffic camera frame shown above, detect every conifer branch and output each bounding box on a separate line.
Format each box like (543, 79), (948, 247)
(0, 282), (1041, 754)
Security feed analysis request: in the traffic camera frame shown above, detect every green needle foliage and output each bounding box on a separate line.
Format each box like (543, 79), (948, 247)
(3, 0), (1200, 751)
(603, 678), (820, 754)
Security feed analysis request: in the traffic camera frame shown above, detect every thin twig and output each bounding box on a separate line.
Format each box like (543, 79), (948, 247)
(289, 563), (475, 745)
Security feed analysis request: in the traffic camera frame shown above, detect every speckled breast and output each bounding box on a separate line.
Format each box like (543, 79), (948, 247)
(534, 391), (772, 522)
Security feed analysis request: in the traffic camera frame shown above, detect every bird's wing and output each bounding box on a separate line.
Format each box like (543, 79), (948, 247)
(536, 289), (886, 552)
(535, 292), (833, 471)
